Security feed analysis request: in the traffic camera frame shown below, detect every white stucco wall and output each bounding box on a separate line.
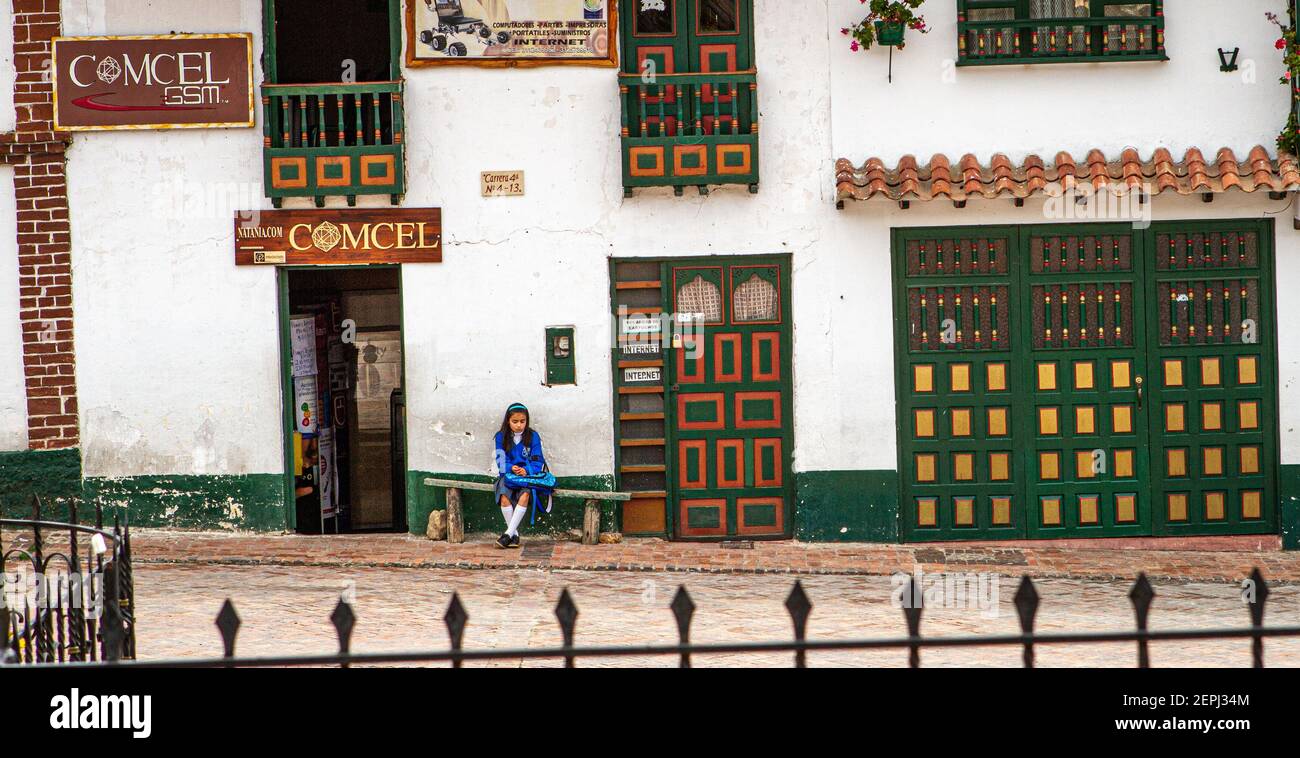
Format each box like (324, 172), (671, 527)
(65, 0), (279, 477)
(0, 166), (26, 451)
(54, 0), (1300, 487)
(829, 0), (1294, 165)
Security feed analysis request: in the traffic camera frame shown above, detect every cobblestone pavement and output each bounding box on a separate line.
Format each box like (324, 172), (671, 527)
(114, 529), (1300, 584)
(129, 563), (1300, 668)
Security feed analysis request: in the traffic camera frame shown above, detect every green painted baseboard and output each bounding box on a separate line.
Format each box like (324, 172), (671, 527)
(83, 474), (286, 531)
(408, 471), (618, 537)
(794, 469), (899, 542)
(0, 448), (83, 518)
(1281, 464), (1300, 550)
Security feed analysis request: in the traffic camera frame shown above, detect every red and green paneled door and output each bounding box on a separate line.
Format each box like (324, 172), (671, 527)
(610, 255), (793, 540)
(893, 221), (1277, 541)
(671, 260), (792, 538)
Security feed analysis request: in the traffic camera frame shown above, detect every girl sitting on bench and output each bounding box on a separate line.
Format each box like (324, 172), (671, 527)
(491, 402), (548, 548)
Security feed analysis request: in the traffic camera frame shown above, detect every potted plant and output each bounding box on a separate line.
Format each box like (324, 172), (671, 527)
(843, 0), (929, 52)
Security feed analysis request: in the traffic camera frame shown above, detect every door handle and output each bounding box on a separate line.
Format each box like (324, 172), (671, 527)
(1135, 375), (1144, 409)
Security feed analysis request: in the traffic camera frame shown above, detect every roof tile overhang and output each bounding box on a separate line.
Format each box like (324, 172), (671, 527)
(835, 146), (1300, 204)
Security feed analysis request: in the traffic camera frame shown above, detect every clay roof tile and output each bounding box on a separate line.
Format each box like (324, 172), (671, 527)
(835, 146), (1294, 204)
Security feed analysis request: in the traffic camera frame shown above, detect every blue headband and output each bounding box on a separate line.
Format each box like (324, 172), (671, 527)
(507, 403), (528, 413)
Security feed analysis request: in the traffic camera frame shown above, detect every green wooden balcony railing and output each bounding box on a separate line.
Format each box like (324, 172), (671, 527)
(619, 70), (759, 197)
(262, 80), (405, 207)
(957, 9), (1166, 66)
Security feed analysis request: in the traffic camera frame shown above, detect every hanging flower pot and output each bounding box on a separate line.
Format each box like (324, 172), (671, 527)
(874, 20), (907, 47)
(843, 1), (928, 53)
(844, 2), (928, 81)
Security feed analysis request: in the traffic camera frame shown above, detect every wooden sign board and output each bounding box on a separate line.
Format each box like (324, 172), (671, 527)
(52, 34), (254, 131)
(406, 0), (616, 67)
(481, 170), (525, 197)
(234, 208), (442, 266)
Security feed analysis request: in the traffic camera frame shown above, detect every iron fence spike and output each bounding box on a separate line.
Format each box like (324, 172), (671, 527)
(671, 586), (695, 668)
(555, 589), (579, 634)
(784, 580), (811, 631)
(555, 588), (578, 668)
(1129, 573), (1155, 625)
(902, 576), (924, 668)
(1247, 567), (1269, 627)
(444, 593), (468, 641)
(1014, 576), (1040, 632)
(216, 599), (241, 658)
(330, 600), (356, 653)
(785, 580), (812, 668)
(444, 593), (468, 669)
(670, 586), (695, 636)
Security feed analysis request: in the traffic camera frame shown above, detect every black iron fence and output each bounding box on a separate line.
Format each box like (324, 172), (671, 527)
(1, 497), (136, 663)
(5, 551), (1298, 667)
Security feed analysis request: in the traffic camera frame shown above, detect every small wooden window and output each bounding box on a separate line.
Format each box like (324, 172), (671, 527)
(698, 0), (739, 34)
(957, 0), (1166, 66)
(635, 0), (676, 36)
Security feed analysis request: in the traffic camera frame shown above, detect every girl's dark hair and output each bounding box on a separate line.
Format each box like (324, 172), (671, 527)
(498, 404), (534, 451)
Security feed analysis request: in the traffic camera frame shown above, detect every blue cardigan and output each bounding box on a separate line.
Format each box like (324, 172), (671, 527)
(494, 430), (546, 477)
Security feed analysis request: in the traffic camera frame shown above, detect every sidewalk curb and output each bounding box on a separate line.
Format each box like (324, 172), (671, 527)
(132, 556), (1291, 585)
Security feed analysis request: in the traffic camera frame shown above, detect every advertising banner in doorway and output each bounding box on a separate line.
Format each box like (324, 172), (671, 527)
(235, 209), (443, 266)
(293, 375), (320, 435)
(406, 0), (616, 67)
(52, 34), (255, 130)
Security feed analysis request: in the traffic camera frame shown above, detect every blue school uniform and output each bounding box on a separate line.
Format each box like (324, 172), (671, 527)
(493, 430), (551, 523)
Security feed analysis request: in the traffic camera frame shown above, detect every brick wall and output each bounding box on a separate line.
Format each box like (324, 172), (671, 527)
(2, 0), (76, 450)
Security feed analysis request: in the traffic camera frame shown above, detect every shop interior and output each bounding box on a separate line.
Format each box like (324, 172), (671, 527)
(284, 266), (407, 534)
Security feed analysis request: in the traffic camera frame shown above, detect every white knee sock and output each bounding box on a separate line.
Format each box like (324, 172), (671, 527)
(500, 504), (513, 530)
(507, 504), (529, 536)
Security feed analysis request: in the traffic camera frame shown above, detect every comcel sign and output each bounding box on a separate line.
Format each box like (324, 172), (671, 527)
(234, 209), (444, 266)
(52, 34), (255, 130)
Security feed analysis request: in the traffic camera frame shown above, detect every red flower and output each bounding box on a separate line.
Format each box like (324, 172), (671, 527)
(850, 40), (860, 51)
(1278, 38), (1288, 50)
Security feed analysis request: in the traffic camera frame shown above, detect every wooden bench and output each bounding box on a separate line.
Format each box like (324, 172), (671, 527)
(423, 478), (631, 545)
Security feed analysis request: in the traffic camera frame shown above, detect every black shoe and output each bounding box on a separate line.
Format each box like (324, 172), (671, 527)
(496, 533), (511, 549)
(509, 534), (521, 548)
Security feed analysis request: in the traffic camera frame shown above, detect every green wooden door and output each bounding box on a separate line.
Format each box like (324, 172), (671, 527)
(1021, 225), (1152, 537)
(893, 221), (1278, 542)
(893, 227), (1024, 540)
(667, 257), (793, 539)
(1147, 221), (1277, 535)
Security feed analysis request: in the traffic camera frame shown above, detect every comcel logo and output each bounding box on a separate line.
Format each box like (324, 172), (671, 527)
(49, 689), (152, 739)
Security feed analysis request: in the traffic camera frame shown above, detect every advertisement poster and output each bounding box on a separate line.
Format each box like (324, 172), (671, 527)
(52, 34), (254, 131)
(406, 0), (616, 67)
(293, 375), (320, 435)
(289, 316), (318, 377)
(318, 428), (336, 519)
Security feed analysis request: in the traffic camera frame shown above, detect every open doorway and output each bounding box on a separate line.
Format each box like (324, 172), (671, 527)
(280, 266), (408, 534)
